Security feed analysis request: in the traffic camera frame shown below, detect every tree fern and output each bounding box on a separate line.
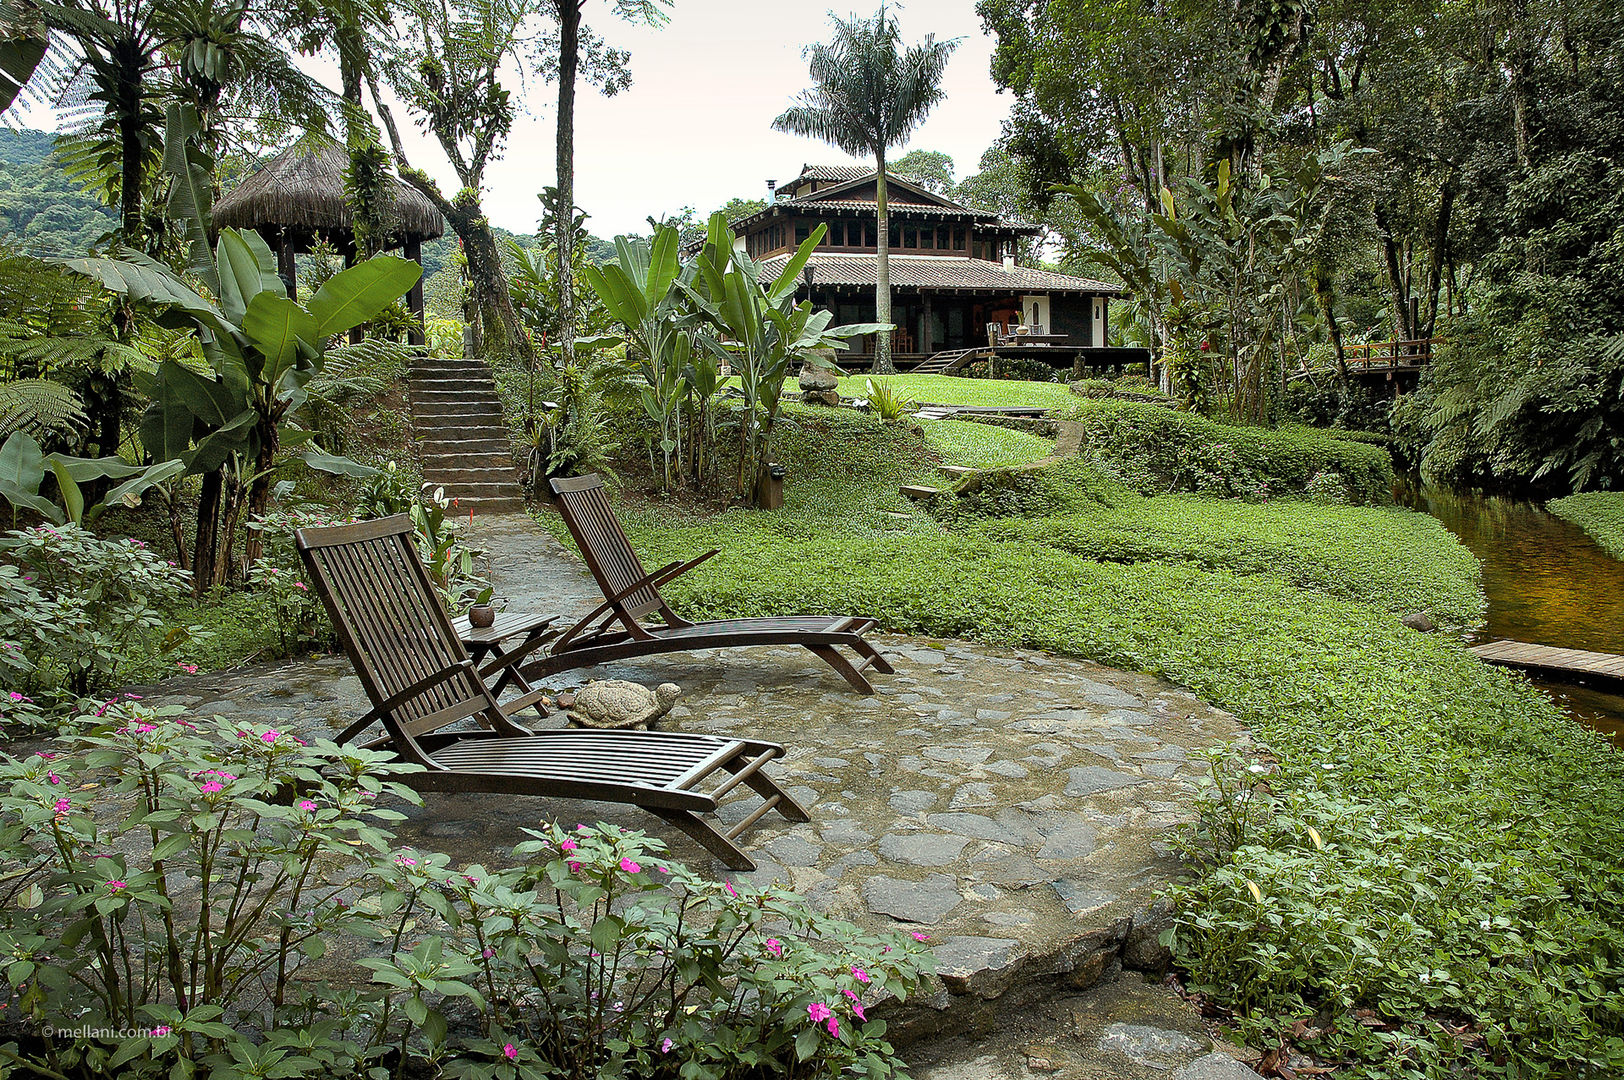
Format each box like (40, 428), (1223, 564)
(0, 377), (86, 438)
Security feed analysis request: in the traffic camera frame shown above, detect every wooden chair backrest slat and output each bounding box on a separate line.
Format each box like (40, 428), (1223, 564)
(550, 475), (664, 621)
(296, 515), (494, 741)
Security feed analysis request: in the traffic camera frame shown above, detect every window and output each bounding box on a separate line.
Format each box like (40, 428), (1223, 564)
(904, 227), (917, 248)
(831, 221), (845, 246)
(920, 227), (933, 249)
(889, 226), (900, 248)
(865, 222), (876, 246)
(939, 227), (951, 249)
(795, 224), (809, 245)
(954, 229), (966, 250)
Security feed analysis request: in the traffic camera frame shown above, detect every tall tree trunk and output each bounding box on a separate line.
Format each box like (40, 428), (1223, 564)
(193, 468), (222, 597)
(368, 74), (534, 365)
(1373, 202), (1412, 340)
(555, 0), (581, 370)
(242, 421), (278, 569)
(874, 150), (893, 375)
(115, 41), (146, 248)
(1421, 178), (1454, 338)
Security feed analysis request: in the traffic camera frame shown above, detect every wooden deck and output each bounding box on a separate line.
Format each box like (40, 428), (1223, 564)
(1469, 639), (1624, 687)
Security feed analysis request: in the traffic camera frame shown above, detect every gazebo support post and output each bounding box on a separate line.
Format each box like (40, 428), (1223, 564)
(405, 236), (426, 347)
(276, 231), (297, 300)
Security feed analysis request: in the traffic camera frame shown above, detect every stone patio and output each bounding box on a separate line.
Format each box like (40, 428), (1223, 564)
(135, 513), (1252, 1072)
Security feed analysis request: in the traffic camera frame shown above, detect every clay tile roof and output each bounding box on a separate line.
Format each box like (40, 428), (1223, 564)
(760, 253), (1120, 295)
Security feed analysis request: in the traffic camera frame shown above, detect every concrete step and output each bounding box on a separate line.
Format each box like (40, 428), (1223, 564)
(410, 377), (496, 392)
(420, 438), (512, 456)
(411, 392), (505, 408)
(411, 409), (507, 426)
(420, 467), (520, 486)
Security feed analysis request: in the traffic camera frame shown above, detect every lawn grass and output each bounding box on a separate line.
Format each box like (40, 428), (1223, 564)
(922, 418), (1054, 469)
(542, 410), (1624, 1077)
(834, 373), (1080, 410)
(1548, 491), (1624, 560)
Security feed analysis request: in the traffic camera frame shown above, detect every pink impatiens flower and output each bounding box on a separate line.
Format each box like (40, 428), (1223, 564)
(724, 881), (738, 898)
(911, 932), (930, 942)
(395, 856), (417, 867)
(199, 780), (223, 794)
(502, 1043), (516, 1060)
(261, 730), (279, 743)
(851, 966), (870, 984)
(47, 773), (59, 785)
(765, 938), (784, 958)
(151, 1026), (170, 1038)
(559, 838), (577, 853)
(52, 797), (69, 817)
(661, 1038), (674, 1053)
(807, 1002), (831, 1024)
(567, 860), (582, 874)
(825, 1015), (839, 1036)
(176, 662), (198, 674)
(107, 880), (126, 891)
(298, 800), (316, 812)
(619, 857), (641, 874)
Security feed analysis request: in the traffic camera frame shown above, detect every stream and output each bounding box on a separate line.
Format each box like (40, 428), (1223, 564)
(1397, 483), (1624, 745)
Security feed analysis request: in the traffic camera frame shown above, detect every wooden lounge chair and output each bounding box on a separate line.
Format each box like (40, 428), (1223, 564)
(295, 515), (811, 870)
(531, 474), (894, 694)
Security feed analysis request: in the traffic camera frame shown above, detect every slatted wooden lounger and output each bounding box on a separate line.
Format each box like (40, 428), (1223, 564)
(295, 514), (811, 870)
(528, 473), (894, 694)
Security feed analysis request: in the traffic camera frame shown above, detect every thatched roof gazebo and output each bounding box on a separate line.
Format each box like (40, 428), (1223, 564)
(214, 144), (445, 344)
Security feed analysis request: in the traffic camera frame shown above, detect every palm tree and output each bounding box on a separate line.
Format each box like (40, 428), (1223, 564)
(773, 5), (956, 374)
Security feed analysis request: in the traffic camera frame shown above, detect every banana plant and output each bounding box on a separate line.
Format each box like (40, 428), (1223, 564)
(57, 104), (417, 578)
(0, 431), (185, 527)
(579, 227), (700, 489)
(682, 212), (887, 502)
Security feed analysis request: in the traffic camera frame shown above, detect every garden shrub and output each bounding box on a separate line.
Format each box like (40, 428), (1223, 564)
(958, 355), (1059, 382)
(1548, 491), (1624, 559)
(0, 525), (190, 708)
(0, 702), (930, 1078)
(1071, 400), (1395, 502)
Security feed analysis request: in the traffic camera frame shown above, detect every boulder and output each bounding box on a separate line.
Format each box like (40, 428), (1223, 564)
(801, 389), (841, 406)
(798, 365), (839, 392)
(1401, 611), (1437, 632)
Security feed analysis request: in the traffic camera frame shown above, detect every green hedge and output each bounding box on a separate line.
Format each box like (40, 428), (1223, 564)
(1548, 491), (1624, 560)
(1072, 400), (1395, 503)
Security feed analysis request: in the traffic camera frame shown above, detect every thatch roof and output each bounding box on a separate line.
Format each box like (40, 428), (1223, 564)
(214, 145), (445, 248)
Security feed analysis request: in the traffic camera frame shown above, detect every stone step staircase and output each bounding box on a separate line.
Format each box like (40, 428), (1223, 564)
(408, 356), (526, 514)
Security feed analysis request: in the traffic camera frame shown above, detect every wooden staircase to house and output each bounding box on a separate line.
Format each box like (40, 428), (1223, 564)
(407, 356), (526, 514)
(910, 347), (989, 375)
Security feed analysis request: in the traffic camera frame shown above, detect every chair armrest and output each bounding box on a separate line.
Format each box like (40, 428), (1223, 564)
(336, 659), (478, 745)
(476, 627), (562, 679)
(647, 548), (720, 590)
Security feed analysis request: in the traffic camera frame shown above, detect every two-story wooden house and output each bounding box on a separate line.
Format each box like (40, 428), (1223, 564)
(726, 164), (1130, 372)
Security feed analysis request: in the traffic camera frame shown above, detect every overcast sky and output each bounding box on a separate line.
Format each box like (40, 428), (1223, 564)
(508, 0), (1015, 238)
(10, 1), (1014, 238)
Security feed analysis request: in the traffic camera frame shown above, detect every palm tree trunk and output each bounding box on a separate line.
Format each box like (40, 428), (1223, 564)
(555, 0), (580, 370)
(874, 150), (894, 375)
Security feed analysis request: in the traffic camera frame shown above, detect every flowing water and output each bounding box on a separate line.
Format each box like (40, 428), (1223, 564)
(1398, 483), (1624, 744)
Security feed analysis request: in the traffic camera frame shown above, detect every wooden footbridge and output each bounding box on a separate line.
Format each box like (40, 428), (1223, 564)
(1470, 639), (1624, 688)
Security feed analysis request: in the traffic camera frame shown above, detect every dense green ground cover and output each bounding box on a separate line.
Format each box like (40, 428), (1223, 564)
(922, 418), (1054, 469)
(1548, 491), (1624, 560)
(549, 402), (1624, 1077)
(963, 464), (1483, 624)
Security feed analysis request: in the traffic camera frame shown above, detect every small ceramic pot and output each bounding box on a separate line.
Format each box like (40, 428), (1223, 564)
(468, 603), (496, 628)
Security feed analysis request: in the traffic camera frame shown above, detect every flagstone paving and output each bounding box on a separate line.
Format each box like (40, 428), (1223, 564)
(136, 512), (1253, 1072)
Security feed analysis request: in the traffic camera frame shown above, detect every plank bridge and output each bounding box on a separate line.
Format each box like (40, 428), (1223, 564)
(1291, 338), (1444, 383)
(1470, 639), (1624, 688)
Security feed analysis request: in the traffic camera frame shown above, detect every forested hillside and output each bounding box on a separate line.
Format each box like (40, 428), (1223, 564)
(0, 129), (118, 254)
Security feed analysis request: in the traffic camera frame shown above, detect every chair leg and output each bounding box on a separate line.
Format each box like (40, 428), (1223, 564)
(853, 637), (895, 675)
(722, 755), (812, 824)
(647, 807), (756, 871)
(805, 644), (876, 694)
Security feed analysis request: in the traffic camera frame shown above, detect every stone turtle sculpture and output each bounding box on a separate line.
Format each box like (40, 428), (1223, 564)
(564, 680), (682, 730)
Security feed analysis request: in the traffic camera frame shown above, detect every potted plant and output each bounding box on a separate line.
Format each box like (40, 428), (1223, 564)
(467, 585), (498, 628)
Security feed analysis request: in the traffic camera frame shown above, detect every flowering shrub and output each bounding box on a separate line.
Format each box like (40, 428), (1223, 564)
(0, 524), (190, 703)
(0, 706), (931, 1078)
(372, 822), (932, 1079)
